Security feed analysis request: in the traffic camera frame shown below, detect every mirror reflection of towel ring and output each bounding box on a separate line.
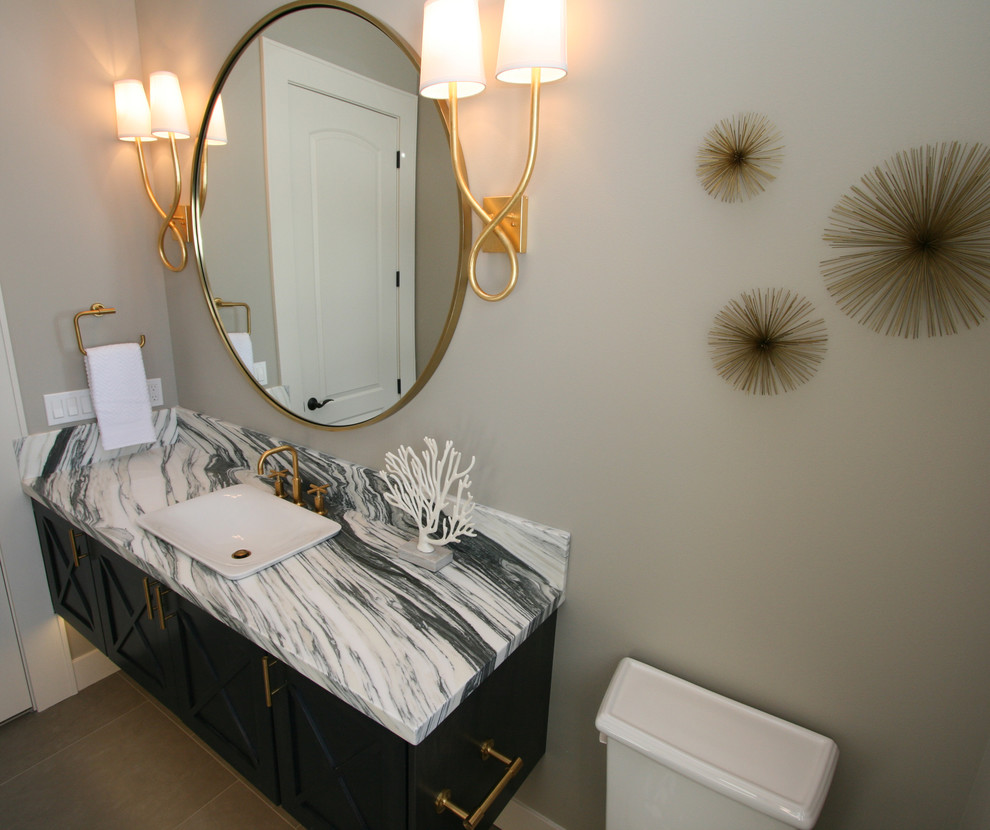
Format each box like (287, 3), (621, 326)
(213, 298), (251, 334)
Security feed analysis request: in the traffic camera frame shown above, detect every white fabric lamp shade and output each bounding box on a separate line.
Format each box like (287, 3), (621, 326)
(419, 0), (486, 99)
(114, 79), (154, 142)
(205, 95), (228, 146)
(149, 71), (190, 139)
(496, 0), (568, 84)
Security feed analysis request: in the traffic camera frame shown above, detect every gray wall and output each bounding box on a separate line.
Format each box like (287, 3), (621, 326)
(4, 1), (990, 828)
(0, 0), (178, 429)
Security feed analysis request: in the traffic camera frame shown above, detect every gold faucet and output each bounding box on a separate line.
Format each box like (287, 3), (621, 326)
(257, 444), (303, 506)
(307, 484), (329, 516)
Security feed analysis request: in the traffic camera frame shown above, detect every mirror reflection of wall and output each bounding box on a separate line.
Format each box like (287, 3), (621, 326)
(199, 7), (461, 426)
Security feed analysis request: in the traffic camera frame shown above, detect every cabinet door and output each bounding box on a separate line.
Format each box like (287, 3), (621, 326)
(271, 664), (407, 830)
(32, 503), (103, 649)
(167, 594), (280, 802)
(411, 613), (557, 830)
(94, 542), (175, 707)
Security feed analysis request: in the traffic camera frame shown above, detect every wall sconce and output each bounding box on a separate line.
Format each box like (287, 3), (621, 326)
(419, 0), (567, 302)
(113, 72), (227, 272)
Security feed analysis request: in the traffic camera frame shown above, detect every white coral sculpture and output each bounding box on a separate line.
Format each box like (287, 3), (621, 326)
(381, 438), (477, 553)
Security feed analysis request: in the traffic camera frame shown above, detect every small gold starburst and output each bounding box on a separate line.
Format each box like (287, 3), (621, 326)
(697, 112), (784, 203)
(821, 142), (990, 337)
(709, 288), (828, 395)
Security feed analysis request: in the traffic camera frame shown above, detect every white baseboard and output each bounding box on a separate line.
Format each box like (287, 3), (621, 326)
(72, 647), (118, 690)
(497, 799), (568, 830)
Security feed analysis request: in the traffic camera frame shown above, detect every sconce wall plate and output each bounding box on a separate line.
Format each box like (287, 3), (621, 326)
(169, 205), (192, 243)
(481, 196), (528, 253)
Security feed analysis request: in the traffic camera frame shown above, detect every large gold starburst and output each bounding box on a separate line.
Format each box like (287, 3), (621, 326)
(709, 288), (828, 395)
(696, 112), (784, 203)
(821, 142), (990, 337)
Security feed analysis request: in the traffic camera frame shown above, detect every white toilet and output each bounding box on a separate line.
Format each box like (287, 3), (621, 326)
(596, 658), (838, 830)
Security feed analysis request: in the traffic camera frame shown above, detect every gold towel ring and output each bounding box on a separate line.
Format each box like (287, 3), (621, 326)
(74, 303), (146, 356)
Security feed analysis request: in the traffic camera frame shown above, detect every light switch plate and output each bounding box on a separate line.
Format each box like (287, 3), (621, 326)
(44, 378), (163, 426)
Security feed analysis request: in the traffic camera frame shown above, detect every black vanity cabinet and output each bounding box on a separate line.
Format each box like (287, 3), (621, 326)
(36, 503), (175, 705)
(410, 614), (556, 830)
(270, 613), (557, 830)
(163, 591), (280, 802)
(34, 504), (103, 648)
(31, 501), (556, 830)
(33, 502), (279, 800)
(94, 538), (176, 706)
(271, 666), (408, 829)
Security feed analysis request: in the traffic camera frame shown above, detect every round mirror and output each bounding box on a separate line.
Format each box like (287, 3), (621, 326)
(191, 1), (469, 429)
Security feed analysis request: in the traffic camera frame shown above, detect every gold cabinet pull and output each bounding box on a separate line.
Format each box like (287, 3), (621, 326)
(153, 584), (176, 630)
(142, 577), (155, 620)
(68, 528), (87, 568)
(262, 656), (285, 708)
(435, 739), (523, 830)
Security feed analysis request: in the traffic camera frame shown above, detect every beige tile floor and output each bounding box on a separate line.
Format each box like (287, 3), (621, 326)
(0, 672), (301, 829)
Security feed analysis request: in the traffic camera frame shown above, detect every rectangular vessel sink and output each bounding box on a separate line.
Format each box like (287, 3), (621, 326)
(138, 484), (341, 579)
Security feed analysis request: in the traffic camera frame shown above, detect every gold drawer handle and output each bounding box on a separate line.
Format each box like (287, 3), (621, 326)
(153, 584), (176, 630)
(142, 577), (155, 620)
(262, 656), (285, 708)
(435, 739), (523, 830)
(68, 528), (87, 568)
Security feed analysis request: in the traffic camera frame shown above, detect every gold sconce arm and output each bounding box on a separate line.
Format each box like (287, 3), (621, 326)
(134, 137), (187, 272)
(421, 0), (566, 304)
(115, 72), (215, 275)
(448, 84), (519, 302)
(466, 70), (541, 302)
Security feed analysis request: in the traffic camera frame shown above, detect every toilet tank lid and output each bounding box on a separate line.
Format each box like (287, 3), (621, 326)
(595, 658), (838, 830)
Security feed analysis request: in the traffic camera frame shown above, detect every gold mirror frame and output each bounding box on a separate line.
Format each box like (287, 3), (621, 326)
(190, 0), (470, 430)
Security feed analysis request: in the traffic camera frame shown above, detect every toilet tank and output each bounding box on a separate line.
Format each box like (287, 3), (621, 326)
(596, 658), (838, 830)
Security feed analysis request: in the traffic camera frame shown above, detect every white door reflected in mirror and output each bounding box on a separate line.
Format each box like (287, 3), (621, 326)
(263, 38), (417, 425)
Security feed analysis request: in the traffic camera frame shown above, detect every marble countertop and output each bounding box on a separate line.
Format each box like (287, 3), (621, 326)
(16, 408), (569, 744)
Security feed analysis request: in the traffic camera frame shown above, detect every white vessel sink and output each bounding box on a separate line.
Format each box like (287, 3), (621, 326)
(138, 483), (341, 579)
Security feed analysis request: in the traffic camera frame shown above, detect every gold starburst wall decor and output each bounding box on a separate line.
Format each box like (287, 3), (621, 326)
(821, 142), (990, 338)
(696, 112), (784, 202)
(709, 288), (828, 395)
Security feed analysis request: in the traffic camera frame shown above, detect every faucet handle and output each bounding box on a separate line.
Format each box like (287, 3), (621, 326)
(307, 484), (329, 516)
(267, 469), (289, 499)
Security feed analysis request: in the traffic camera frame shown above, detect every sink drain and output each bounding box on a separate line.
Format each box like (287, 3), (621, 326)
(231, 549), (252, 559)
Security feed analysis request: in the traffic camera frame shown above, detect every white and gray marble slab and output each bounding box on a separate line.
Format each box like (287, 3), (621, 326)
(15, 408), (569, 744)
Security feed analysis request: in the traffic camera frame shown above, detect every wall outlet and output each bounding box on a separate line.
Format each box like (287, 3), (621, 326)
(44, 378), (164, 427)
(147, 378), (163, 406)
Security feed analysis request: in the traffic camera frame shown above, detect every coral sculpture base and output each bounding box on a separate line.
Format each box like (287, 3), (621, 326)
(396, 540), (452, 572)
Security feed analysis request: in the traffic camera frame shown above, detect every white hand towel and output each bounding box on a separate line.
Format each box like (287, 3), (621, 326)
(84, 343), (156, 451)
(227, 332), (254, 368)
